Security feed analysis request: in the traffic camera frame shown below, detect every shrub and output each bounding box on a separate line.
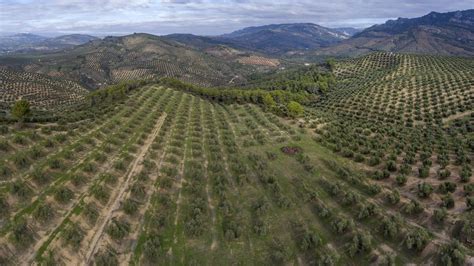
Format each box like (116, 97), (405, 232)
(299, 230), (322, 251)
(31, 169), (50, 185)
(437, 169), (451, 179)
(72, 174), (87, 187)
(439, 240), (465, 266)
(346, 232), (372, 257)
(267, 237), (292, 264)
(11, 99), (30, 121)
(54, 187), (74, 204)
(33, 203), (54, 222)
(113, 160), (127, 171)
(418, 166), (430, 178)
(130, 183), (147, 200)
(368, 156), (381, 166)
(466, 196), (474, 211)
(331, 217), (353, 234)
(106, 219), (130, 240)
(287, 101), (304, 117)
(433, 208), (448, 223)
(386, 189), (400, 205)
(223, 216), (242, 240)
(9, 181), (31, 199)
(82, 162), (96, 173)
(386, 160), (397, 172)
(439, 182), (457, 194)
(84, 203), (99, 224)
(316, 252), (338, 266)
(395, 175), (407, 186)
(143, 233), (161, 263)
(464, 184), (474, 196)
(417, 182), (433, 198)
(0, 195), (9, 216)
(402, 199), (424, 215)
(380, 215), (400, 239)
(122, 199), (139, 215)
(11, 220), (33, 247)
(404, 228), (430, 252)
(13, 134), (27, 145)
(368, 184), (381, 195)
(400, 164), (411, 175)
(94, 247), (118, 266)
(266, 151), (278, 160)
(92, 185), (109, 204)
(0, 139), (10, 151)
(460, 165), (471, 182)
(0, 163), (12, 179)
(373, 170), (390, 180)
(62, 223), (84, 248)
(12, 152), (29, 169)
(253, 219), (268, 236)
(357, 203), (377, 219)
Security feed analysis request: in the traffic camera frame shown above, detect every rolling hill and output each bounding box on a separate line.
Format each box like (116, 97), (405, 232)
(0, 33), (264, 92)
(0, 34), (98, 55)
(0, 53), (472, 265)
(314, 9), (474, 57)
(217, 23), (350, 55)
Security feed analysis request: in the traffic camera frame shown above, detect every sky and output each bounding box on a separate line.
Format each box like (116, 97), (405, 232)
(0, 0), (473, 36)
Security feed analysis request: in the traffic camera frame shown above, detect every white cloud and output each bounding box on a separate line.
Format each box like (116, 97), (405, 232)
(0, 0), (473, 35)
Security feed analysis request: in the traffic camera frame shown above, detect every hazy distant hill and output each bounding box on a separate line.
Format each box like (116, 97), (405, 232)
(0, 33), (98, 54)
(314, 9), (474, 57)
(332, 27), (362, 36)
(216, 23), (350, 55)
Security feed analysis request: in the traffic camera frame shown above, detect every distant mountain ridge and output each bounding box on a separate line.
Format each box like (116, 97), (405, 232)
(0, 33), (99, 54)
(314, 9), (474, 57)
(332, 27), (362, 36)
(216, 23), (350, 55)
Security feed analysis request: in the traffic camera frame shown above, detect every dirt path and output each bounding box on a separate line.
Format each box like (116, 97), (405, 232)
(84, 113), (167, 264)
(168, 97), (193, 259)
(124, 121), (172, 264)
(442, 110), (473, 124)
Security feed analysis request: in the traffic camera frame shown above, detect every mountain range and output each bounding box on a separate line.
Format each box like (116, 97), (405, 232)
(2, 9), (473, 59)
(167, 23), (356, 55)
(314, 9), (474, 57)
(0, 9), (473, 95)
(0, 33), (99, 54)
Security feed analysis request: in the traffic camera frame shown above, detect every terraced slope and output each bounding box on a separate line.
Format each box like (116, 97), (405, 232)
(0, 69), (88, 110)
(0, 82), (472, 265)
(299, 52), (473, 263)
(0, 33), (255, 91)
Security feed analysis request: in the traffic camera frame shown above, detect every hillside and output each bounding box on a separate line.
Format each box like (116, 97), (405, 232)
(0, 34), (98, 54)
(218, 23), (350, 55)
(0, 34), (48, 54)
(0, 68), (88, 111)
(0, 33), (262, 91)
(314, 9), (474, 57)
(0, 53), (472, 265)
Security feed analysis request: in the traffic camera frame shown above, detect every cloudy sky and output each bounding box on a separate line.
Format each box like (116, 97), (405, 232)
(0, 0), (473, 36)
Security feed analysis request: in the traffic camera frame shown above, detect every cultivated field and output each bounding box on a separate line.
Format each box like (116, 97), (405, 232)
(0, 80), (472, 264)
(0, 52), (472, 265)
(0, 69), (88, 111)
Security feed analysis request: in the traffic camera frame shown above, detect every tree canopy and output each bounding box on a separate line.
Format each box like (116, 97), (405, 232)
(11, 99), (31, 121)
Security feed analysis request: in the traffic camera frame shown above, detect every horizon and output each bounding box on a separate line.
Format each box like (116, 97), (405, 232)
(0, 1), (473, 36)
